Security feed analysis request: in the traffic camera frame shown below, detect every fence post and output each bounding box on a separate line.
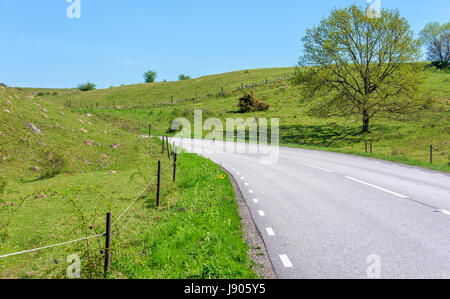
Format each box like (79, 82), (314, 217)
(365, 141), (368, 153)
(148, 124), (152, 138)
(370, 141), (373, 154)
(430, 145), (433, 164)
(156, 161), (161, 207)
(173, 150), (177, 183)
(104, 212), (112, 278)
(162, 137), (164, 153)
(166, 136), (171, 161)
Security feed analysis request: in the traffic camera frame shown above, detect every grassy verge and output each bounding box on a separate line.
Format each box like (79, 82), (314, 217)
(112, 153), (257, 279)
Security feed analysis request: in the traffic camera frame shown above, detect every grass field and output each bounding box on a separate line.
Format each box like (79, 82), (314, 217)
(35, 67), (449, 172)
(0, 87), (256, 278)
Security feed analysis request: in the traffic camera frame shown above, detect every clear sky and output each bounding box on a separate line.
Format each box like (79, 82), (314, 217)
(1, 0), (449, 88)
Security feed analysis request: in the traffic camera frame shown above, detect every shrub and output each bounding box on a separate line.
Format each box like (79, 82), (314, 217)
(178, 74), (191, 81)
(144, 70), (157, 83)
(431, 61), (449, 70)
(38, 151), (67, 179)
(237, 90), (269, 113)
(0, 83), (6, 88)
(78, 82), (96, 91)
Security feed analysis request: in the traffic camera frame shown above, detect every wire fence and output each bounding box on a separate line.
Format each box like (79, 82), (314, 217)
(0, 137), (178, 278)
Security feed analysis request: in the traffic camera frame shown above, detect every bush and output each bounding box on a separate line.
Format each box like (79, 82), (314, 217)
(237, 90), (269, 113)
(0, 83), (6, 88)
(38, 151), (67, 179)
(431, 61), (449, 70)
(178, 74), (191, 81)
(144, 70), (157, 83)
(78, 82), (96, 91)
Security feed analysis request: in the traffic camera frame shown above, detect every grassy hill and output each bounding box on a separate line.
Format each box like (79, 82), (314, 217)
(39, 67), (449, 172)
(0, 86), (257, 278)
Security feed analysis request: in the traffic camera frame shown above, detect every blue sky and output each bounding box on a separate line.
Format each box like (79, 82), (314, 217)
(0, 0), (449, 88)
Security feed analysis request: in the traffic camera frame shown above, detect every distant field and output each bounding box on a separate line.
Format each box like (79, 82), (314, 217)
(38, 67), (449, 172)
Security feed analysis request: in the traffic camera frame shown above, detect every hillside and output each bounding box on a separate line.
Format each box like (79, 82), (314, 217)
(0, 86), (257, 278)
(38, 67), (450, 172)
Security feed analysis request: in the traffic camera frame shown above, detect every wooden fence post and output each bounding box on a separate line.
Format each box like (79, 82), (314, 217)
(430, 145), (433, 164)
(104, 212), (112, 278)
(156, 161), (161, 207)
(173, 151), (177, 183)
(166, 136), (171, 161)
(370, 141), (373, 154)
(148, 124), (152, 138)
(365, 141), (368, 153)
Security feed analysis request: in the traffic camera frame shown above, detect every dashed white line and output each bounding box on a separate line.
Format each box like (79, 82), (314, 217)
(345, 176), (408, 198)
(279, 255), (293, 268)
(249, 190), (254, 194)
(258, 210), (265, 217)
(306, 164), (333, 173)
(253, 198), (259, 203)
(437, 210), (450, 216)
(244, 183), (249, 186)
(266, 228), (275, 236)
(236, 172), (240, 175)
(241, 177), (245, 180)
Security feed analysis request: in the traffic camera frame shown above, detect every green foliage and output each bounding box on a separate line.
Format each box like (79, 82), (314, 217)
(78, 82), (96, 91)
(238, 90), (269, 113)
(38, 151), (67, 179)
(292, 5), (426, 133)
(0, 83), (6, 88)
(419, 22), (450, 69)
(178, 74), (191, 81)
(143, 70), (157, 83)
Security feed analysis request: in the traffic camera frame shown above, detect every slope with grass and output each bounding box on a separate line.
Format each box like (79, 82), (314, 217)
(0, 86), (257, 278)
(43, 67), (449, 172)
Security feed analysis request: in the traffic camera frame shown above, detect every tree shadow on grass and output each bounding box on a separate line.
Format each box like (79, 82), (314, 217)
(279, 123), (391, 147)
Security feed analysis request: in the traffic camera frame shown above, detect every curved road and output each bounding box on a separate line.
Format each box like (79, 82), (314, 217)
(170, 137), (450, 279)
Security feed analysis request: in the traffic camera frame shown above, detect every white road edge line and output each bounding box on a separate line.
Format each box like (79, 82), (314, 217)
(345, 176), (408, 198)
(258, 210), (265, 217)
(241, 177), (245, 180)
(244, 183), (249, 186)
(253, 198), (259, 203)
(249, 190), (254, 194)
(266, 228), (275, 236)
(437, 210), (450, 216)
(279, 255), (293, 268)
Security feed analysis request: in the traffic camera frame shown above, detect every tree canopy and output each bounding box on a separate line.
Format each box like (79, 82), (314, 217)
(419, 22), (450, 69)
(292, 5), (427, 133)
(143, 70), (157, 83)
(178, 74), (191, 81)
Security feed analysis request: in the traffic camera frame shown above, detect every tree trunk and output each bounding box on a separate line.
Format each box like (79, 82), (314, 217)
(362, 111), (370, 133)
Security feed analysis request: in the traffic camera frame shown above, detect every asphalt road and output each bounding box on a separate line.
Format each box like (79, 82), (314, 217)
(169, 137), (450, 279)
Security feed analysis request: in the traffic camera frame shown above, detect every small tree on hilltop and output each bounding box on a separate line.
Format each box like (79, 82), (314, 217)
(144, 70), (157, 83)
(419, 22), (450, 69)
(292, 5), (427, 133)
(78, 82), (96, 91)
(178, 74), (191, 81)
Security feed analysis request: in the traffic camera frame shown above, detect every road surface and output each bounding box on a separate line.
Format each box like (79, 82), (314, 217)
(170, 137), (450, 279)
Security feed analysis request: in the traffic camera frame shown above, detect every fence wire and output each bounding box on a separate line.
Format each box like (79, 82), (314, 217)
(0, 161), (174, 259)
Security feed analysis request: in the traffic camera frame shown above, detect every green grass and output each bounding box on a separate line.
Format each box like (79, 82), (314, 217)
(48, 67), (449, 172)
(0, 86), (256, 278)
